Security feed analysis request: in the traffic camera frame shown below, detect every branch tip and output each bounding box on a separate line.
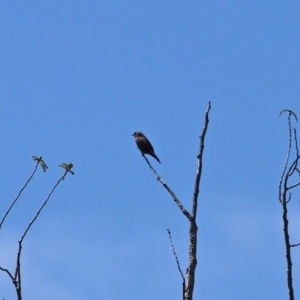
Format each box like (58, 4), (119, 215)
(279, 109), (298, 122)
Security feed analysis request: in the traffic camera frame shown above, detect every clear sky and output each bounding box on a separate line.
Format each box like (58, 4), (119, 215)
(0, 2), (300, 299)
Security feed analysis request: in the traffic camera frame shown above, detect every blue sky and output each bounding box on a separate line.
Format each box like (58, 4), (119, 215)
(0, 1), (300, 299)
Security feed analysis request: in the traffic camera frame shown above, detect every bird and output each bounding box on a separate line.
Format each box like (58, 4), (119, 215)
(132, 131), (161, 163)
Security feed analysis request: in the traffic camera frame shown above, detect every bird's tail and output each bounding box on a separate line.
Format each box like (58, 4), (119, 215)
(151, 152), (161, 163)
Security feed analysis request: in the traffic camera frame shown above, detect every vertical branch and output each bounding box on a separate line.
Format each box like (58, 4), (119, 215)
(185, 101), (211, 300)
(192, 101), (211, 218)
(279, 109), (299, 300)
(137, 103), (211, 300)
(279, 114), (292, 203)
(281, 191), (294, 300)
(294, 128), (299, 157)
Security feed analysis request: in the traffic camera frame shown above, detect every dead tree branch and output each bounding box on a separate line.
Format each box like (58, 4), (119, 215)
(143, 155), (191, 220)
(279, 109), (299, 300)
(0, 158), (41, 231)
(141, 102), (211, 300)
(167, 229), (185, 300)
(185, 101), (211, 300)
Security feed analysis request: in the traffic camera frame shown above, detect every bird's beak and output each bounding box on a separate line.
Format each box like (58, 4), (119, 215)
(131, 133), (134, 136)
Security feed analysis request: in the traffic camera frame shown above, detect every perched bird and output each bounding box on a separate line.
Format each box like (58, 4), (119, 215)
(132, 131), (161, 163)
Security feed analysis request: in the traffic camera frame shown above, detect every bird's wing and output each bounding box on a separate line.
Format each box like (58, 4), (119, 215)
(144, 137), (154, 152)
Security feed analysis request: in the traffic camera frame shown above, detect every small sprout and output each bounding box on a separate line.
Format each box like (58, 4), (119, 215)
(59, 162), (75, 176)
(32, 156), (48, 172)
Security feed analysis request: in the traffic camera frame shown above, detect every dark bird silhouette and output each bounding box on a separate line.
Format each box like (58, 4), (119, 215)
(132, 131), (161, 163)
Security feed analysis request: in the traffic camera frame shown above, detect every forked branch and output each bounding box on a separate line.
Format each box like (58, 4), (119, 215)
(279, 109), (299, 300)
(141, 102), (211, 300)
(0, 161), (74, 300)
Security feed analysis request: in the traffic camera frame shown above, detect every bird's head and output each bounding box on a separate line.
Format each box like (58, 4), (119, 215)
(132, 131), (144, 137)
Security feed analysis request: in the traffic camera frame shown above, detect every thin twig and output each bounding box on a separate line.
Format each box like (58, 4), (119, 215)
(0, 266), (14, 282)
(286, 155), (300, 178)
(294, 128), (299, 157)
(279, 113), (292, 203)
(20, 170), (67, 243)
(11, 170), (68, 300)
(287, 182), (300, 191)
(0, 160), (40, 230)
(167, 229), (185, 281)
(167, 229), (185, 300)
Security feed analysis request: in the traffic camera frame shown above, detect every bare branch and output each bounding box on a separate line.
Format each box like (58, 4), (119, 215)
(0, 266), (15, 283)
(167, 229), (185, 281)
(294, 128), (299, 157)
(281, 198), (294, 300)
(192, 101), (211, 218)
(286, 193), (292, 204)
(14, 241), (22, 300)
(278, 109), (300, 300)
(185, 102), (211, 300)
(0, 159), (41, 231)
(138, 102), (211, 300)
(167, 229), (185, 300)
(280, 109), (298, 122)
(20, 170), (68, 243)
(286, 155), (300, 178)
(143, 155), (191, 220)
(279, 113), (293, 202)
(287, 181), (300, 191)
